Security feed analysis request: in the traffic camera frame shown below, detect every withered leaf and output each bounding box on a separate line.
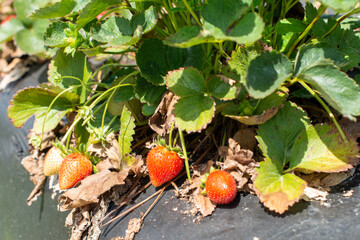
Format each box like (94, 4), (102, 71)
(232, 127), (257, 151)
(59, 169), (129, 211)
(301, 186), (328, 202)
(21, 153), (46, 206)
(149, 91), (178, 135)
(226, 107), (279, 125)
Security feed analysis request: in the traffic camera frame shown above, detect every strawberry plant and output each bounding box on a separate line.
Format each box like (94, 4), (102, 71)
(3, 0), (360, 238)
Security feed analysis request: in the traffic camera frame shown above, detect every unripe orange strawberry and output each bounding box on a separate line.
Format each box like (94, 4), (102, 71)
(43, 147), (64, 176)
(59, 153), (93, 190)
(205, 170), (237, 204)
(146, 145), (183, 187)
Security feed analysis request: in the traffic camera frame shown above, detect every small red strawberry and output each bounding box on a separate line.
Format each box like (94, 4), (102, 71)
(205, 170), (237, 204)
(43, 146), (64, 176)
(96, 11), (107, 20)
(1, 15), (16, 24)
(59, 153), (93, 190)
(146, 145), (183, 187)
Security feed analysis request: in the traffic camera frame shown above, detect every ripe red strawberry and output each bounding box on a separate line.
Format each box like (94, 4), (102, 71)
(59, 153), (93, 190)
(96, 11), (107, 20)
(146, 145), (183, 187)
(1, 15), (16, 24)
(205, 170), (237, 204)
(43, 146), (64, 176)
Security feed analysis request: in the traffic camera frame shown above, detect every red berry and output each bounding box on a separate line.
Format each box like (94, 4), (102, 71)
(59, 153), (93, 190)
(1, 15), (16, 24)
(96, 11), (107, 20)
(43, 146), (64, 176)
(205, 170), (237, 204)
(146, 145), (183, 187)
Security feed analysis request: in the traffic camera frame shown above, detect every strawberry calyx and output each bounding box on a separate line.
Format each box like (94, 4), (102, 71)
(153, 135), (185, 159)
(52, 140), (100, 166)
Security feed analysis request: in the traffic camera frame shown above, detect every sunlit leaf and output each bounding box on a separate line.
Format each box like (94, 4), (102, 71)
(289, 124), (359, 172)
(254, 159), (307, 214)
(246, 51), (292, 98)
(119, 106), (136, 158)
(256, 102), (310, 167)
(174, 95), (215, 132)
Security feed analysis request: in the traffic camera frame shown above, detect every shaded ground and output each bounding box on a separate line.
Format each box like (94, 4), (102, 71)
(0, 64), (69, 240)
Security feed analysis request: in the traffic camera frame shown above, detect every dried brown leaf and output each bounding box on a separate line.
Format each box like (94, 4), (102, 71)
(301, 186), (328, 202)
(232, 127), (257, 151)
(259, 191), (297, 214)
(339, 117), (360, 139)
(193, 187), (216, 217)
(226, 107), (279, 125)
(59, 169), (129, 211)
(88, 134), (121, 170)
(218, 138), (258, 192)
(124, 217), (143, 240)
(21, 152), (46, 205)
(148, 91), (178, 135)
(65, 206), (91, 240)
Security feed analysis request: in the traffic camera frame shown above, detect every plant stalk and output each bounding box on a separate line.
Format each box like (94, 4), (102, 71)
(287, 5), (326, 57)
(298, 80), (348, 143)
(178, 129), (191, 181)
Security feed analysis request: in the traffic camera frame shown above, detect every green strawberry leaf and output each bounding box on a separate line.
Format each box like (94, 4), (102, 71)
(201, 0), (251, 33)
(14, 0), (51, 24)
(91, 17), (134, 47)
(288, 124), (359, 172)
(7, 85), (79, 132)
(163, 26), (213, 48)
(173, 95), (215, 132)
(254, 87), (289, 115)
(119, 106), (136, 159)
(44, 21), (72, 48)
(136, 39), (205, 85)
(203, 12), (264, 45)
(206, 75), (237, 100)
(275, 18), (307, 34)
(246, 51), (293, 98)
(136, 38), (170, 85)
(14, 19), (50, 54)
(228, 43), (262, 83)
(318, 0), (359, 12)
(48, 49), (92, 103)
(165, 67), (206, 97)
(30, 0), (78, 18)
(130, 6), (157, 34)
(294, 44), (346, 75)
(256, 102), (310, 168)
(324, 28), (360, 71)
(134, 77), (166, 106)
(0, 18), (24, 43)
(166, 45), (204, 71)
(296, 62), (360, 120)
(76, 0), (123, 29)
(254, 159), (307, 214)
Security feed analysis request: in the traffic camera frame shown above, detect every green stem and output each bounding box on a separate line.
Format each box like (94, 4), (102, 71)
(90, 63), (137, 80)
(154, 25), (170, 37)
(61, 116), (82, 146)
(321, 7), (360, 39)
(182, 0), (202, 26)
(101, 88), (117, 130)
(178, 130), (191, 181)
(41, 86), (79, 140)
(168, 121), (175, 151)
(287, 5), (326, 57)
(89, 71), (138, 109)
(298, 79), (348, 143)
(98, 6), (138, 22)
